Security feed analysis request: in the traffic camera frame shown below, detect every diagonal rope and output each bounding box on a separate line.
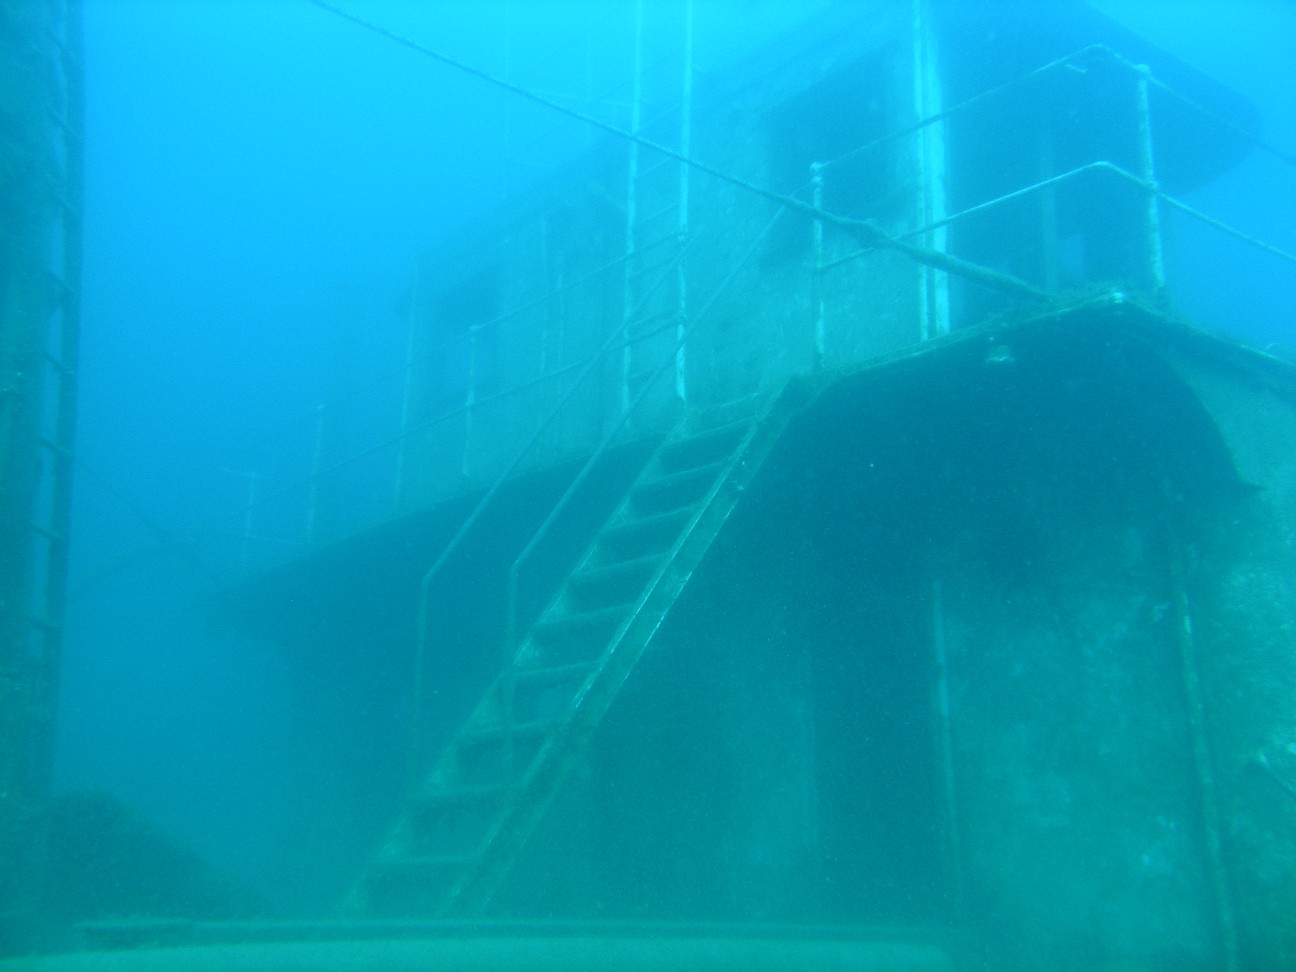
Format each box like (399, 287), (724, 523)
(304, 0), (1049, 301)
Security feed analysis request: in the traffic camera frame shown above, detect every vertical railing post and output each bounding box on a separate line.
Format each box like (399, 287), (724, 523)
(462, 324), (479, 481)
(931, 579), (963, 925)
(240, 471), (259, 570)
(912, 0), (950, 339)
(810, 162), (826, 371)
(1169, 542), (1239, 972)
(394, 264), (421, 513)
(1037, 125), (1061, 292)
(305, 404), (325, 545)
(1134, 64), (1167, 297)
(620, 0), (645, 415)
(674, 0), (693, 404)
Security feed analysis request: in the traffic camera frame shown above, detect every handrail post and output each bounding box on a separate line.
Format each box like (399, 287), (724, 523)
(912, 0), (950, 339)
(394, 263), (421, 513)
(1134, 63), (1167, 297)
(620, 0), (645, 416)
(1168, 541), (1239, 972)
(463, 323), (480, 481)
(810, 162), (826, 370)
(503, 209), (784, 695)
(409, 571), (435, 789)
(674, 0), (693, 404)
(305, 404), (326, 545)
(241, 471), (259, 570)
(404, 237), (697, 791)
(930, 579), (962, 925)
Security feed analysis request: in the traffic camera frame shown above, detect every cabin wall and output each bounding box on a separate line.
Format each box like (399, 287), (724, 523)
(1159, 353), (1296, 971)
(395, 17), (928, 512)
(389, 7), (1201, 520)
(472, 317), (1296, 969)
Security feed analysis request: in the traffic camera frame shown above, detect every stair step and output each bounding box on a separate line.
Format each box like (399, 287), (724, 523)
(461, 716), (555, 744)
(658, 420), (751, 472)
(566, 553), (664, 611)
(635, 156), (675, 182)
(596, 508), (691, 563)
(370, 851), (476, 873)
(402, 785), (517, 857)
(635, 200), (680, 231)
(512, 660), (599, 685)
(624, 308), (677, 334)
(529, 605), (627, 661)
(630, 461), (723, 515)
(363, 852), (477, 911)
(507, 659), (600, 725)
(414, 782), (513, 808)
(445, 720), (550, 788)
(353, 388), (803, 918)
(626, 252), (678, 283)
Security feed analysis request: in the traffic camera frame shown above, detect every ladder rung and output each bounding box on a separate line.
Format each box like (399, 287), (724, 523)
(641, 103), (681, 133)
(623, 322), (677, 348)
(414, 782), (512, 808)
(30, 523), (66, 542)
(48, 188), (79, 219)
(41, 350), (73, 375)
(573, 552), (663, 587)
(567, 553), (662, 613)
(512, 660), (598, 685)
(355, 389), (804, 918)
(636, 201), (680, 226)
(630, 462), (723, 517)
(47, 111), (78, 138)
(531, 605), (627, 645)
(460, 717), (555, 744)
(25, 615), (62, 633)
(658, 422), (751, 472)
(597, 509), (690, 562)
(626, 252), (679, 281)
(368, 852), (477, 875)
(637, 461), (722, 495)
(635, 156), (676, 182)
(625, 308), (677, 330)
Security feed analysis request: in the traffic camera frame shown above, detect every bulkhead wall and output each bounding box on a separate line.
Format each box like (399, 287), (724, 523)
(490, 303), (1296, 970)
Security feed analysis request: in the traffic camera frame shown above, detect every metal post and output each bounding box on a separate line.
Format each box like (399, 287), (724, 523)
(240, 471), (259, 569)
(1037, 124), (1060, 292)
(673, 0), (693, 404)
(394, 264), (420, 513)
(811, 163), (826, 370)
(620, 0), (645, 415)
(931, 579), (963, 924)
(462, 324), (479, 481)
(1169, 554), (1239, 972)
(1134, 64), (1167, 296)
(912, 0), (950, 339)
(305, 404), (326, 545)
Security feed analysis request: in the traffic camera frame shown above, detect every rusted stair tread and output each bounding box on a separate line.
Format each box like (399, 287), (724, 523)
(352, 380), (809, 919)
(410, 782), (515, 808)
(595, 509), (692, 561)
(510, 660), (598, 684)
(459, 717), (557, 743)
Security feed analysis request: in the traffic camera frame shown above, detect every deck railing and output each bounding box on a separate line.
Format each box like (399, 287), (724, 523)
(208, 43), (1294, 576)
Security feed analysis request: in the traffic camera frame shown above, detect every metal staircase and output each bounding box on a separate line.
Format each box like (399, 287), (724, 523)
(356, 382), (807, 917)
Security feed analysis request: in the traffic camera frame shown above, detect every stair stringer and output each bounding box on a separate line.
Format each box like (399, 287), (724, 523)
(358, 377), (814, 918)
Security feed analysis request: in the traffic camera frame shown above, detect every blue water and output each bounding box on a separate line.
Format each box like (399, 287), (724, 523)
(43, 0), (1296, 963)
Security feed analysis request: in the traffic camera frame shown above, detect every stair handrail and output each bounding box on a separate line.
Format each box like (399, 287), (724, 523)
(407, 233), (693, 776)
(503, 206), (787, 679)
